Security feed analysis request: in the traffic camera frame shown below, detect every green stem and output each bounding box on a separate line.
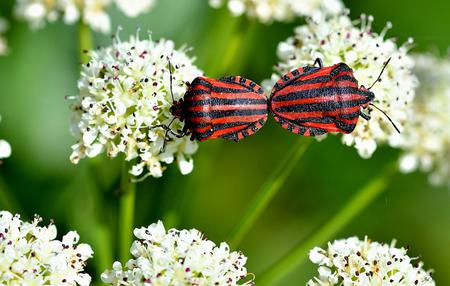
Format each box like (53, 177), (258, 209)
(258, 162), (397, 286)
(118, 163), (136, 262)
(78, 21), (93, 63)
(228, 21), (257, 74)
(76, 21), (111, 282)
(218, 19), (248, 74)
(229, 139), (312, 248)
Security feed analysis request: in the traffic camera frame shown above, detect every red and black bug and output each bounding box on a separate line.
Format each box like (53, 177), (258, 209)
(155, 63), (268, 145)
(269, 58), (399, 136)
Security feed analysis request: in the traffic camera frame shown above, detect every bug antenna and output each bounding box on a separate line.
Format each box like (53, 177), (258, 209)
(369, 103), (401, 133)
(368, 57), (391, 90)
(168, 59), (175, 103)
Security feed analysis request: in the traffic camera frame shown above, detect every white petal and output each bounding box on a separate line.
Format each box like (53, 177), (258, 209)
(309, 247), (326, 264)
(24, 3), (46, 20)
(0, 139), (12, 158)
(399, 154), (418, 173)
(63, 4), (80, 24)
(83, 129), (98, 145)
(227, 0), (245, 16)
(178, 154), (194, 175)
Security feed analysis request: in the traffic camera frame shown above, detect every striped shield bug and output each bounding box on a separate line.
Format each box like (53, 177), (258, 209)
(269, 58), (400, 136)
(154, 62), (268, 147)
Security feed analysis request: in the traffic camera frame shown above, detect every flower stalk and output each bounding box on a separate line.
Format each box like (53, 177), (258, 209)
(229, 139), (312, 248)
(118, 162), (136, 262)
(218, 17), (254, 74)
(258, 162), (397, 286)
(78, 21), (93, 63)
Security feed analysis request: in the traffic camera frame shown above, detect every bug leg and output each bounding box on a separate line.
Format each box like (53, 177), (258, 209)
(150, 124), (186, 138)
(150, 124), (187, 152)
(359, 110), (371, 121)
(313, 58), (323, 68)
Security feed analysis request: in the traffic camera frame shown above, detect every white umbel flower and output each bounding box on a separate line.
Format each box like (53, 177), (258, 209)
(15, 0), (158, 33)
(395, 54), (450, 187)
(0, 18), (8, 55)
(69, 32), (202, 178)
(115, 0), (156, 18)
(209, 0), (344, 23)
(101, 221), (253, 285)
(265, 14), (417, 158)
(0, 210), (93, 285)
(308, 236), (435, 286)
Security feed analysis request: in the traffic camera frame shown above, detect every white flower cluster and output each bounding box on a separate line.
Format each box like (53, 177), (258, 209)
(0, 115), (11, 159)
(0, 210), (93, 285)
(69, 33), (202, 178)
(308, 237), (435, 286)
(14, 0), (156, 33)
(395, 54), (450, 187)
(0, 18), (8, 55)
(265, 14), (418, 158)
(209, 0), (344, 23)
(101, 221), (252, 286)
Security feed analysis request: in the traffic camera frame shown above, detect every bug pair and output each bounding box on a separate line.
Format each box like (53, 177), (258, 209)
(156, 58), (398, 146)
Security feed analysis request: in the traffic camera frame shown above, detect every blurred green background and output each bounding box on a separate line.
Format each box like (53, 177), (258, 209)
(0, 0), (449, 285)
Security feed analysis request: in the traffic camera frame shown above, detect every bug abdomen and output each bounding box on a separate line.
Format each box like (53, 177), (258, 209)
(184, 76), (268, 142)
(270, 63), (364, 136)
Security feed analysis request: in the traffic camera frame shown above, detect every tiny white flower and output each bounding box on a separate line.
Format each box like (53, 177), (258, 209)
(308, 236), (435, 286)
(69, 31), (203, 178)
(82, 0), (112, 34)
(0, 115), (11, 159)
(0, 18), (8, 55)
(228, 0), (246, 16)
(209, 0), (223, 9)
(0, 210), (93, 285)
(265, 13), (417, 158)
(309, 247), (328, 265)
(115, 0), (156, 18)
(0, 140), (11, 159)
(209, 0), (344, 23)
(102, 221), (253, 285)
(61, 0), (80, 23)
(178, 154), (194, 175)
(396, 54), (450, 187)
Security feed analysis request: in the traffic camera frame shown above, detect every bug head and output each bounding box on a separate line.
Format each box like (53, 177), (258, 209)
(149, 59), (188, 154)
(357, 58), (400, 133)
(170, 99), (184, 120)
(358, 85), (375, 106)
